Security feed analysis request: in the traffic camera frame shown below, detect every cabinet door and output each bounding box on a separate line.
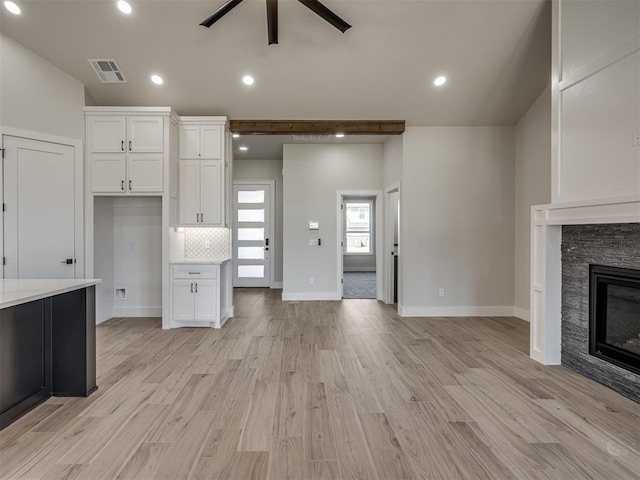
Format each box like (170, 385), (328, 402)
(172, 280), (195, 321)
(193, 280), (217, 323)
(89, 117), (126, 153)
(127, 155), (164, 193)
(200, 125), (222, 159)
(127, 116), (164, 153)
(91, 154), (126, 193)
(179, 160), (200, 225)
(200, 160), (223, 225)
(179, 125), (200, 159)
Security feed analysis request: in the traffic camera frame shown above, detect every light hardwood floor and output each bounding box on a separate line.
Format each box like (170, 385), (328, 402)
(1, 288), (639, 479)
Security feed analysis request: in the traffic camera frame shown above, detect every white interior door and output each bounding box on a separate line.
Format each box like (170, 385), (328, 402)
(3, 136), (76, 279)
(233, 182), (272, 287)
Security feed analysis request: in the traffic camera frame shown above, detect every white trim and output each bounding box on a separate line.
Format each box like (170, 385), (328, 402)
(514, 307), (530, 322)
(272, 281), (283, 289)
(282, 291), (342, 301)
(113, 306), (163, 317)
(233, 179), (276, 288)
(398, 306), (515, 318)
(343, 267), (376, 272)
(558, 36), (639, 92)
(384, 182), (401, 305)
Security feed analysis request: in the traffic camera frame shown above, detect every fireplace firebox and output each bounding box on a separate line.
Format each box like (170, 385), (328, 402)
(589, 264), (640, 375)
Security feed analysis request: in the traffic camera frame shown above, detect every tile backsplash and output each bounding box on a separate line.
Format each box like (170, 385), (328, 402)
(184, 228), (231, 260)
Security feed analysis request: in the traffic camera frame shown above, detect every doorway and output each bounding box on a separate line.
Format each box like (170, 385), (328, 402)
(384, 183), (401, 305)
(2, 134), (83, 279)
(337, 191), (383, 300)
(232, 181), (275, 288)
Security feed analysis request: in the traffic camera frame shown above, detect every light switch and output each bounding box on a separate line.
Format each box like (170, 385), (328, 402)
(309, 239), (320, 246)
(309, 221), (319, 230)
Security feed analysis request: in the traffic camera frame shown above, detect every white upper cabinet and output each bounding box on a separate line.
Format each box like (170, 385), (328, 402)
(179, 124), (222, 159)
(200, 125), (222, 159)
(88, 117), (126, 153)
(89, 115), (163, 153)
(86, 109), (170, 195)
(127, 117), (164, 153)
(177, 118), (227, 226)
(179, 125), (200, 159)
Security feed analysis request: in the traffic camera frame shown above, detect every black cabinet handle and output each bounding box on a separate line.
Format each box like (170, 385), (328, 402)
(129, 180), (132, 190)
(128, 140), (132, 151)
(121, 140), (124, 151)
(190, 283), (193, 293)
(121, 180), (125, 191)
(201, 212), (204, 222)
(195, 283), (198, 293)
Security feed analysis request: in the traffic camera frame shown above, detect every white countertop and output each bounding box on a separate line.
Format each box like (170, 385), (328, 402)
(170, 258), (231, 265)
(0, 279), (102, 309)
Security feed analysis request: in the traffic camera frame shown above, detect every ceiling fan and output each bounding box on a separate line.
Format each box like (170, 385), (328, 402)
(200, 0), (352, 45)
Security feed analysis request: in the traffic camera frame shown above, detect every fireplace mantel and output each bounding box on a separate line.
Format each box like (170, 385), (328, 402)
(530, 194), (640, 365)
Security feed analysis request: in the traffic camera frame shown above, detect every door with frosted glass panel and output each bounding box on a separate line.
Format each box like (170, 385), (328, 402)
(233, 183), (271, 287)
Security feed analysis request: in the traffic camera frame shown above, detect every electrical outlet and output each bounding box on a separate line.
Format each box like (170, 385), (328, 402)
(634, 131), (640, 147)
(439, 288), (445, 297)
(309, 277), (314, 285)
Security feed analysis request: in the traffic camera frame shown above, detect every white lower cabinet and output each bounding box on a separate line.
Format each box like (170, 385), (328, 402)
(170, 263), (227, 328)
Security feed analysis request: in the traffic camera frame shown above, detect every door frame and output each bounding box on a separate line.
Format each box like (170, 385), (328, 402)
(384, 182), (401, 305)
(232, 179), (276, 288)
(336, 190), (383, 300)
(1, 126), (84, 279)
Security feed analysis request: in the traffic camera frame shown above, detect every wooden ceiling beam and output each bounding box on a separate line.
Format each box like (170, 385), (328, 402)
(229, 120), (405, 135)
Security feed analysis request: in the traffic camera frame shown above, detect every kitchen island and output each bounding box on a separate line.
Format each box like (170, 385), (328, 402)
(0, 279), (101, 429)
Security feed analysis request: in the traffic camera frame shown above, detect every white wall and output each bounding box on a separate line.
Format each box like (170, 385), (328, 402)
(553, 0), (640, 203)
(283, 144), (382, 299)
(0, 33), (85, 140)
(94, 197), (162, 321)
(400, 127), (515, 316)
(383, 135), (403, 188)
(233, 159), (284, 286)
(514, 86), (551, 321)
(113, 197), (162, 317)
(94, 197), (115, 323)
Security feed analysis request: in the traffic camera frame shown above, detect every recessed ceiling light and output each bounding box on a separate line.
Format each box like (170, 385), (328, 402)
(4, 1), (20, 14)
(232, 133), (240, 138)
(117, 0), (132, 14)
(335, 133), (345, 138)
(242, 75), (255, 86)
(434, 75), (447, 87)
(239, 146), (248, 151)
(151, 74), (164, 85)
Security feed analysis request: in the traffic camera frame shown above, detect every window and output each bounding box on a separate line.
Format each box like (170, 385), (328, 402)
(344, 200), (373, 254)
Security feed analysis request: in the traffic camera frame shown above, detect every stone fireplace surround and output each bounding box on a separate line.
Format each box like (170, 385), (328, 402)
(561, 224), (640, 402)
(530, 195), (640, 402)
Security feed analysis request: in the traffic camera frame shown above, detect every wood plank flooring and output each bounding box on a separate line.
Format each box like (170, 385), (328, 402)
(1, 288), (639, 479)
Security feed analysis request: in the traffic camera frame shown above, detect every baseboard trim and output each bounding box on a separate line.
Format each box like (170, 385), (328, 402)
(113, 306), (162, 317)
(343, 267), (376, 272)
(513, 307), (530, 322)
(272, 282), (283, 289)
(282, 291), (342, 301)
(398, 306), (515, 317)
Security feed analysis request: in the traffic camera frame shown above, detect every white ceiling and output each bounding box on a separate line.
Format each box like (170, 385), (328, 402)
(232, 133), (389, 159)
(0, 0), (550, 126)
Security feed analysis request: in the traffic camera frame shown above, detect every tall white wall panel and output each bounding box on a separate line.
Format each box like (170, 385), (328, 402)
(559, 52), (639, 201)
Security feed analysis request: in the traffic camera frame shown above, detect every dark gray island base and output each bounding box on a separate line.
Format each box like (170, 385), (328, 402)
(0, 282), (98, 429)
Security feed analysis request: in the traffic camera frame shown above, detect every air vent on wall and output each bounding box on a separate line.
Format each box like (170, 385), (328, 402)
(88, 59), (127, 83)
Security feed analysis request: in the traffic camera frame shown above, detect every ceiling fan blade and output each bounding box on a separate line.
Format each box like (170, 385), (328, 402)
(297, 0), (351, 33)
(267, 0), (278, 45)
(200, 0), (245, 28)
